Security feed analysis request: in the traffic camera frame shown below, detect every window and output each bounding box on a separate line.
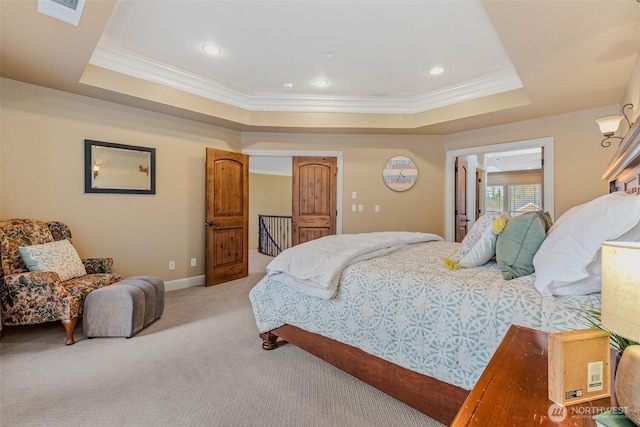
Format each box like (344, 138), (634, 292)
(486, 184), (542, 215)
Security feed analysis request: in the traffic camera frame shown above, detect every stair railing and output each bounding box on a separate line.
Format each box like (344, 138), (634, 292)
(258, 214), (292, 257)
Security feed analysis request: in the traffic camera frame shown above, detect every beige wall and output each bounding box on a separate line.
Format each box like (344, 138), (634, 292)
(1, 78), (241, 282)
(248, 173), (292, 248)
(0, 78), (445, 284)
(242, 133), (446, 236)
(3, 68), (639, 284)
(622, 53), (640, 124)
(445, 105), (622, 219)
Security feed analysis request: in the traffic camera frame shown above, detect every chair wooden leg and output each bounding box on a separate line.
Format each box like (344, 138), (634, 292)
(61, 318), (78, 345)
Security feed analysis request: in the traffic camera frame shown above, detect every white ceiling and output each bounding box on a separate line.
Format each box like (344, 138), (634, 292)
(486, 148), (541, 173)
(91, 0), (521, 114)
(250, 156), (292, 176)
(2, 0), (640, 134)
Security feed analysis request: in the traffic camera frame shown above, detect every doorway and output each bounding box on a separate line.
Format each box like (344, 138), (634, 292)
(244, 149), (344, 250)
(445, 137), (554, 241)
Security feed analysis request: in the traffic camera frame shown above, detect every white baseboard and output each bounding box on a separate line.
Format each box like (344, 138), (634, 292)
(165, 275), (205, 292)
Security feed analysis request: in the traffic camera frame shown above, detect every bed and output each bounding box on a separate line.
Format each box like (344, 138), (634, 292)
(250, 239), (604, 423)
(249, 120), (640, 426)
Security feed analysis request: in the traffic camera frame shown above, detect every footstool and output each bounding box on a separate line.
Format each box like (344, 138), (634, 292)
(83, 276), (165, 338)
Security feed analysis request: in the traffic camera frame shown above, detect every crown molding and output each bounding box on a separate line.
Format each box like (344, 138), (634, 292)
(90, 46), (523, 115)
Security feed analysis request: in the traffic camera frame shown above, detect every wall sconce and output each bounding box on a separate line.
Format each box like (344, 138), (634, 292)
(596, 103), (634, 147)
(93, 162), (100, 179)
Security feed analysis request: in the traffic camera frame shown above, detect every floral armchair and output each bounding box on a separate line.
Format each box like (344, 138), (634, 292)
(0, 219), (121, 345)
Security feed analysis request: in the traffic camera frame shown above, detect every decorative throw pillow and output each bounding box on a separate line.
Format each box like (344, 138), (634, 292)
(539, 211), (554, 232)
(496, 211), (547, 280)
(19, 239), (87, 281)
(533, 192), (640, 297)
(444, 212), (510, 269)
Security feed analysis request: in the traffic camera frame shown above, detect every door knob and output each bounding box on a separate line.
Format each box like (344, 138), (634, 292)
(205, 221), (220, 227)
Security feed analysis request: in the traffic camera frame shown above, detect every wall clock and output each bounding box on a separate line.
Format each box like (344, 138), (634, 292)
(382, 156), (418, 192)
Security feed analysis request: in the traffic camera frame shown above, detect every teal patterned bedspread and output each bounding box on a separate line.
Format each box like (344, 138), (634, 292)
(249, 241), (601, 390)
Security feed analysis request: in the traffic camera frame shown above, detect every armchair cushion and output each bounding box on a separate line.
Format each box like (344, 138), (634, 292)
(0, 219), (54, 277)
(19, 239), (87, 281)
(46, 221), (72, 242)
(1, 271), (76, 324)
(83, 257), (114, 274)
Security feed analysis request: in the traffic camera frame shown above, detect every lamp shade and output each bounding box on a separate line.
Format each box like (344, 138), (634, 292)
(596, 116), (624, 135)
(601, 241), (640, 343)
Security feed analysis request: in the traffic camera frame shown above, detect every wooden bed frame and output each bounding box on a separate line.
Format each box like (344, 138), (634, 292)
(258, 112), (640, 426)
(260, 326), (468, 425)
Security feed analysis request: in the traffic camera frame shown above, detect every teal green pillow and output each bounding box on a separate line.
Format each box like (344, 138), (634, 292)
(496, 212), (547, 280)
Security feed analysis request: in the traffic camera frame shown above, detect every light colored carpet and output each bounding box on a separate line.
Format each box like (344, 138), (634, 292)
(0, 250), (445, 427)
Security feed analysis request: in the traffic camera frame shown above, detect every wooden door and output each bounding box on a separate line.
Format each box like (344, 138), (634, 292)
(540, 147), (545, 210)
(205, 148), (248, 286)
(475, 170), (482, 220)
(455, 157), (469, 243)
(292, 156), (337, 246)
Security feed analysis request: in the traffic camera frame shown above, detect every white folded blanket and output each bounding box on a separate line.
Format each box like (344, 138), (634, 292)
(266, 231), (443, 299)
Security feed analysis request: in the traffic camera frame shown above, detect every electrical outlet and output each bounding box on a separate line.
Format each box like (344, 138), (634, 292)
(190, 258), (197, 267)
(169, 261), (175, 270)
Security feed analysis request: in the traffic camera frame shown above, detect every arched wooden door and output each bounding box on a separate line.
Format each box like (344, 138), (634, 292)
(292, 156), (337, 246)
(205, 148), (248, 286)
(455, 157), (469, 243)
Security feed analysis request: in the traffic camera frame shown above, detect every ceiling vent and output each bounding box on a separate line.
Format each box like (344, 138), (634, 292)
(37, 0), (85, 26)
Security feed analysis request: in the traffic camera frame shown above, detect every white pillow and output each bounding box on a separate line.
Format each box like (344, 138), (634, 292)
(533, 192), (640, 297)
(563, 221), (640, 296)
(444, 212), (509, 268)
(19, 239), (87, 281)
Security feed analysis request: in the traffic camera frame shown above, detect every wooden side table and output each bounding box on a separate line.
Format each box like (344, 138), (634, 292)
(451, 325), (618, 427)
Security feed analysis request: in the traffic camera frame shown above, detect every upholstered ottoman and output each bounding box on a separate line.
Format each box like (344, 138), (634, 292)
(83, 276), (164, 338)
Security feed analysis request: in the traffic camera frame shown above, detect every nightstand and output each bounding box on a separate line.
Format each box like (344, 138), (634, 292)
(451, 325), (618, 427)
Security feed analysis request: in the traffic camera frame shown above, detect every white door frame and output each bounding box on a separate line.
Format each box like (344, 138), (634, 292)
(242, 149), (344, 234)
(444, 137), (554, 241)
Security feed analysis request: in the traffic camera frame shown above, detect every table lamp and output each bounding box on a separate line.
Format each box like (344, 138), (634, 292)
(602, 241), (640, 425)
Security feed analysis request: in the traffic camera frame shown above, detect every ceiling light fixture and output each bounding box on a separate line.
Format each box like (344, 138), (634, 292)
(430, 66), (445, 76)
(283, 82), (294, 90)
(202, 44), (221, 55)
(313, 79), (329, 88)
(596, 103), (634, 147)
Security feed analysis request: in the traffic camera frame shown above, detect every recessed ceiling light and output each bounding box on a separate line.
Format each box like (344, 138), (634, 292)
(283, 82), (294, 90)
(429, 66), (445, 76)
(202, 44), (221, 55)
(313, 79), (329, 88)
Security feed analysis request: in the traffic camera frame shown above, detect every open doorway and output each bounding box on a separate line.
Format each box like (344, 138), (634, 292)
(247, 156), (292, 253)
(445, 137), (554, 241)
(484, 148), (543, 215)
(244, 149), (344, 258)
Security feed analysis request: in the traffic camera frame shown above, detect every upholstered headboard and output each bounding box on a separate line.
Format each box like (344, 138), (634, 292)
(603, 116), (640, 193)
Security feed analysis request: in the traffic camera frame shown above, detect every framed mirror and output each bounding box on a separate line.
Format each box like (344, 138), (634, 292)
(84, 140), (156, 194)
